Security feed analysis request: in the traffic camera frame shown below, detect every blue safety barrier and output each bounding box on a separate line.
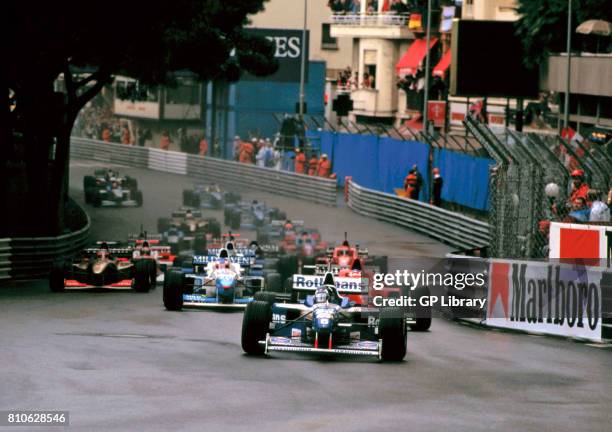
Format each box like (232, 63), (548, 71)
(310, 130), (494, 210)
(433, 148), (495, 211)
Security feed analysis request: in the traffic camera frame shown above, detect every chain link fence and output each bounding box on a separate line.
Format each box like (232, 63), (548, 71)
(465, 116), (611, 259)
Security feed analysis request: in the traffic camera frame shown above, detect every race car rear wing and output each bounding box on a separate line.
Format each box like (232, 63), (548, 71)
(193, 255), (251, 266)
(269, 220), (304, 227)
(292, 274), (368, 294)
(83, 246), (134, 258)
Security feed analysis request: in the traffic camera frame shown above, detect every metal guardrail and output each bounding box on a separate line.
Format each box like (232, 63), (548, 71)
(70, 138), (338, 206)
(347, 180), (490, 250)
(331, 13), (409, 26)
(0, 239), (11, 280)
(1, 201), (91, 281)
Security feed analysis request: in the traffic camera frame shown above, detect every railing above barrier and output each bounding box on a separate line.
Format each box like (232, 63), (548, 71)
(1, 199), (91, 281)
(346, 179), (490, 250)
(70, 138), (338, 206)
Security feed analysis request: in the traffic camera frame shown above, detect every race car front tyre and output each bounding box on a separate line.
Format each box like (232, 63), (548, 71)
(241, 300), (272, 355)
(49, 262), (65, 292)
(83, 175), (96, 193)
(264, 272), (282, 293)
(379, 307), (407, 361)
(263, 258), (279, 271)
(254, 291), (276, 305)
(133, 260), (152, 292)
(276, 210), (287, 221)
(146, 259), (157, 287)
(163, 270), (184, 311)
(124, 176), (138, 190)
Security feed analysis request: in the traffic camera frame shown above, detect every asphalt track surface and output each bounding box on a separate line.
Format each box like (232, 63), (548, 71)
(0, 160), (611, 432)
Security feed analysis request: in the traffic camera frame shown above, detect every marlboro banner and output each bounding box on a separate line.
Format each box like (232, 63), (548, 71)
(486, 259), (604, 341)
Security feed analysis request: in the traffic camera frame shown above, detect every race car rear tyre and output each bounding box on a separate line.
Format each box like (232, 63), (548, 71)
(49, 262), (65, 292)
(278, 255), (298, 281)
(183, 189), (194, 207)
(134, 190), (144, 207)
(146, 259), (157, 288)
(157, 217), (170, 234)
(83, 175), (96, 192)
(163, 270), (184, 311)
(379, 307), (407, 361)
(230, 212), (241, 230)
(133, 260), (152, 292)
(193, 237), (207, 254)
(93, 194), (102, 208)
(264, 272), (282, 293)
(254, 291), (276, 305)
(208, 220), (221, 239)
(241, 300), (272, 355)
(124, 176), (138, 190)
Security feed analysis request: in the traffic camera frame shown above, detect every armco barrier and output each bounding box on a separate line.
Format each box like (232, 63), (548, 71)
(70, 138), (337, 206)
(347, 179), (490, 250)
(1, 201), (90, 281)
(0, 239), (11, 280)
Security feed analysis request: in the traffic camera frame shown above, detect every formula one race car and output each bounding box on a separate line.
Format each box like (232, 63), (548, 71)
(49, 242), (155, 292)
(241, 272), (407, 361)
(83, 169), (143, 207)
(182, 184), (241, 209)
(317, 233), (388, 274)
(224, 200), (286, 230)
(127, 233), (177, 281)
(157, 208), (221, 240)
(163, 246), (279, 310)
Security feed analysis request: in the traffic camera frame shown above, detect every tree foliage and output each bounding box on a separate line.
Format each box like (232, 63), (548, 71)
(515, 0), (612, 68)
(4, 1), (277, 235)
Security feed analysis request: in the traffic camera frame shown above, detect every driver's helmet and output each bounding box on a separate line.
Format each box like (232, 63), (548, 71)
(284, 221), (293, 230)
(218, 248), (229, 258)
(141, 241), (151, 255)
(314, 287), (329, 304)
(112, 181), (118, 188)
(215, 259), (230, 269)
(185, 210), (193, 218)
(97, 242), (110, 259)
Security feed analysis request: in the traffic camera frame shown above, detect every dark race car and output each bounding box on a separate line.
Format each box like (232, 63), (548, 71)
(224, 200), (286, 230)
(241, 272), (407, 361)
(49, 242), (155, 292)
(182, 183), (241, 209)
(83, 169), (143, 207)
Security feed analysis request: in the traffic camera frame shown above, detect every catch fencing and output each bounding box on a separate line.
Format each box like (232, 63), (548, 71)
(70, 138), (337, 206)
(464, 117), (612, 259)
(346, 179), (490, 251)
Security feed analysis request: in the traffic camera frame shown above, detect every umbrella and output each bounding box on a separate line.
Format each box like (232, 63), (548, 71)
(576, 20), (611, 53)
(575, 19), (611, 36)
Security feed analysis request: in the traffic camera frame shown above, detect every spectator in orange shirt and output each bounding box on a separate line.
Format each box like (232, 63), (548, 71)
(569, 169), (589, 204)
(317, 154), (332, 178)
(101, 127), (111, 142)
(294, 148), (307, 174)
(121, 125), (131, 145)
(160, 131), (171, 150)
(199, 136), (208, 156)
(307, 155), (319, 176)
(239, 140), (255, 164)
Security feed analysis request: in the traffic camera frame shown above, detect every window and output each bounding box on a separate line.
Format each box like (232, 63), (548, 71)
(166, 78), (200, 105)
(321, 24), (338, 50)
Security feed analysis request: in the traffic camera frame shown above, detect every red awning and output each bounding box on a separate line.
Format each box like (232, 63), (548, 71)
(433, 50), (451, 77)
(395, 37), (438, 77)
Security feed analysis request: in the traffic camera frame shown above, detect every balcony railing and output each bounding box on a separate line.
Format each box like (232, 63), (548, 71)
(331, 13), (409, 27)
